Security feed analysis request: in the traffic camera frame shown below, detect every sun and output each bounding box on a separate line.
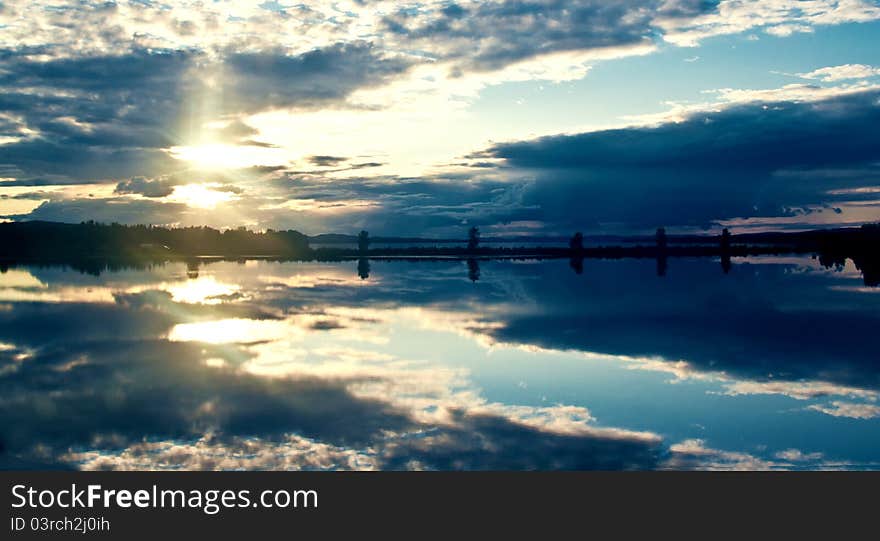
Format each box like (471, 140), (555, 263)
(169, 183), (237, 209)
(168, 143), (288, 170)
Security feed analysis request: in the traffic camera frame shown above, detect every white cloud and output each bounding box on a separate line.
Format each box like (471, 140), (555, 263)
(63, 434), (378, 471)
(665, 440), (874, 470)
(775, 448), (824, 461)
(807, 401), (880, 419)
(721, 380), (878, 401)
(798, 64), (880, 82)
(659, 0), (880, 47)
(764, 23), (814, 37)
(665, 439), (784, 470)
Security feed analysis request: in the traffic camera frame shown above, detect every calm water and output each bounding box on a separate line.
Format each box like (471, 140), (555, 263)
(1, 256), (878, 470)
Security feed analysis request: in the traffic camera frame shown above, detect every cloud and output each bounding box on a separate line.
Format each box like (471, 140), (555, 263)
(798, 64), (880, 82)
(491, 89), (880, 171)
(484, 88), (880, 229)
(775, 449), (824, 462)
(658, 0), (880, 46)
(662, 439), (864, 470)
(380, 409), (663, 470)
(378, 0), (880, 76)
(115, 177), (180, 198)
(721, 380), (877, 402)
(379, 0), (679, 73)
(471, 257), (880, 395)
(63, 435), (377, 471)
(308, 155), (349, 167)
(221, 42), (414, 114)
(807, 401), (880, 419)
(11, 197), (190, 225)
(0, 332), (415, 465)
(665, 439), (783, 470)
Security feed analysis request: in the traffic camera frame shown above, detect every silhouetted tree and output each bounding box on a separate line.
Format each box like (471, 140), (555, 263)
(720, 228), (731, 252)
(467, 226), (480, 251)
(357, 230), (370, 253)
(818, 252), (846, 271)
(655, 227), (668, 277)
(655, 227), (667, 251)
(569, 231), (584, 252)
(852, 253), (880, 287)
(467, 258), (480, 282)
(357, 257), (371, 280)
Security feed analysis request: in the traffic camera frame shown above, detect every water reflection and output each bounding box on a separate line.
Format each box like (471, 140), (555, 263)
(1, 256), (878, 470)
(467, 259), (480, 283)
(357, 258), (370, 280)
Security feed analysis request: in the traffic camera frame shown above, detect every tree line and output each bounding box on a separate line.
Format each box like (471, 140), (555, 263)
(0, 221), (311, 258)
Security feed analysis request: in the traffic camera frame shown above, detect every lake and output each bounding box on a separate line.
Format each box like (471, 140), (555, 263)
(1, 255), (878, 470)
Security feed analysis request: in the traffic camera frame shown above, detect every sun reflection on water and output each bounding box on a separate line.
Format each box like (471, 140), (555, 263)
(165, 275), (241, 304)
(168, 318), (286, 344)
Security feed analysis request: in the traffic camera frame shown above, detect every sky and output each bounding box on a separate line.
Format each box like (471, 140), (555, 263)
(0, 0), (879, 237)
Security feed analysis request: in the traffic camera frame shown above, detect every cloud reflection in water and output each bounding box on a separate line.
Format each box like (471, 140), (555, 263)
(1, 256), (878, 470)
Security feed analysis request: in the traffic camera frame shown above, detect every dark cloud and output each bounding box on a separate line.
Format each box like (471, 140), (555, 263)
(114, 176), (179, 198)
(0, 177), (110, 187)
(286, 160), (386, 176)
(381, 410), (663, 470)
(485, 89), (880, 229)
(308, 155), (349, 167)
(0, 339), (413, 459)
(203, 119), (261, 141)
(260, 173), (539, 236)
(477, 258), (880, 392)
(492, 92), (880, 171)
(380, 0), (717, 72)
(1, 190), (55, 201)
(13, 198), (189, 224)
(111, 174), (244, 199)
(224, 42), (413, 113)
(0, 140), (180, 184)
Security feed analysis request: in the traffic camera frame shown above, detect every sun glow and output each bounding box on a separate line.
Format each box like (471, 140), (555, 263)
(168, 144), (289, 170)
(168, 318), (287, 344)
(168, 183), (237, 209)
(165, 276), (241, 305)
